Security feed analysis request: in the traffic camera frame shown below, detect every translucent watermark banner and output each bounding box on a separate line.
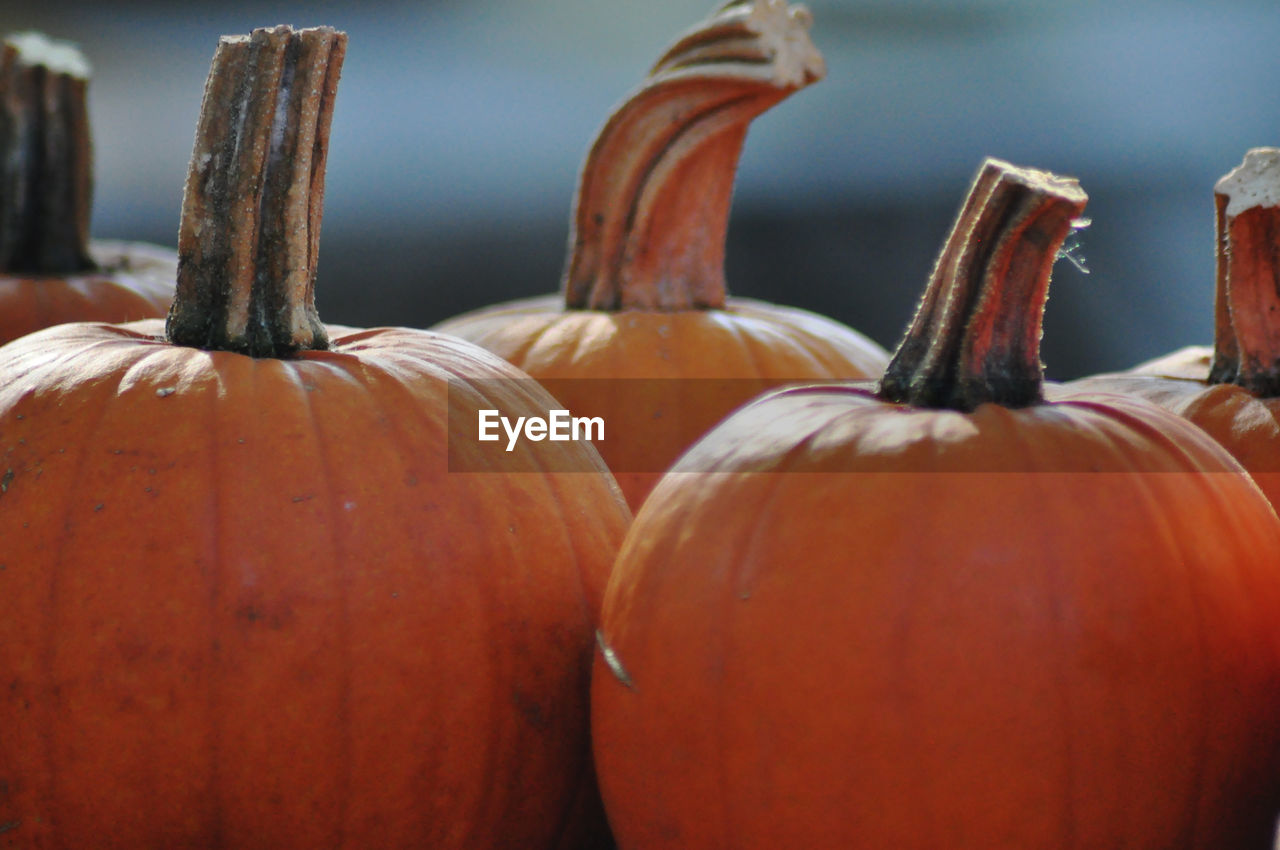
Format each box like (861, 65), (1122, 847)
(447, 377), (857, 473)
(446, 377), (1267, 475)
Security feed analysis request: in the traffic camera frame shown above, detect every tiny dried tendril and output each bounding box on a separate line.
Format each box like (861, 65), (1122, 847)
(1055, 217), (1091, 274)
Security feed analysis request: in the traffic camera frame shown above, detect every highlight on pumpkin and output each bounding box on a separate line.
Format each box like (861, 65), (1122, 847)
(563, 0), (826, 311)
(166, 25), (345, 358)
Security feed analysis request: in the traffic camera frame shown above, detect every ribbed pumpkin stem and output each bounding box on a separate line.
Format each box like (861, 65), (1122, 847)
(1209, 148), (1280, 396)
(562, 0), (824, 311)
(878, 159), (1088, 412)
(0, 33), (95, 274)
(166, 25), (345, 358)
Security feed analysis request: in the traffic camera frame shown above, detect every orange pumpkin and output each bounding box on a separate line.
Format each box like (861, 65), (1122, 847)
(435, 0), (889, 511)
(0, 27), (628, 848)
(0, 32), (173, 345)
(1068, 148), (1280, 507)
(591, 159), (1280, 848)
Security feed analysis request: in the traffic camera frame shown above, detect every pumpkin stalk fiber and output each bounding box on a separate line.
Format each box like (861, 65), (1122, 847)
(877, 158), (1088, 412)
(165, 25), (344, 358)
(563, 0), (825, 311)
(1208, 147), (1280, 395)
(0, 33), (95, 274)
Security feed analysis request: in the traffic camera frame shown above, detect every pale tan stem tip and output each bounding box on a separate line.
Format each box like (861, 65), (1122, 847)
(1215, 148), (1280, 218)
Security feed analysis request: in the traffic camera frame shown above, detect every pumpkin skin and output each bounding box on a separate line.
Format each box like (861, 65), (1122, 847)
(1066, 347), (1280, 506)
(435, 1), (889, 511)
(0, 241), (175, 345)
(437, 293), (888, 508)
(593, 386), (1280, 849)
(590, 160), (1280, 849)
(0, 318), (629, 848)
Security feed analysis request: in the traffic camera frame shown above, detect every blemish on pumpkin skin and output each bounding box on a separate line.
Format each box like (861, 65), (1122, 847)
(0, 469), (13, 493)
(512, 690), (551, 730)
(236, 603), (295, 630)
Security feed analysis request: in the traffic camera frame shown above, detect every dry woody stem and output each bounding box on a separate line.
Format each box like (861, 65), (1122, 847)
(166, 25), (345, 358)
(562, 0), (825, 311)
(878, 158), (1088, 412)
(0, 33), (95, 274)
(1209, 148), (1280, 396)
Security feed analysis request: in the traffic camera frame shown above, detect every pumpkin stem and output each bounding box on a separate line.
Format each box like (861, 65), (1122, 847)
(1209, 148), (1280, 396)
(562, 0), (824, 311)
(0, 33), (95, 274)
(878, 158), (1088, 412)
(166, 25), (345, 358)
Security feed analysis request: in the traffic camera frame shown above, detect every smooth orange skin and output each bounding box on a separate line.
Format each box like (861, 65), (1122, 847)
(0, 242), (175, 346)
(1067, 346), (1280, 507)
(593, 384), (1280, 849)
(435, 294), (889, 510)
(0, 319), (629, 849)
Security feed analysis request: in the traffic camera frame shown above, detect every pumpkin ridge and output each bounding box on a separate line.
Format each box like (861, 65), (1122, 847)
(288, 359), (355, 845)
(37, 356), (126, 836)
(203, 353), (228, 845)
(334, 357), (449, 840)
(722, 302), (771, 380)
(1111, 452), (1208, 847)
(499, 314), (563, 370)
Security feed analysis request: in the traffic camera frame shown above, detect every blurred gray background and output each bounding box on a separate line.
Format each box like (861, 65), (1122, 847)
(6, 0), (1279, 379)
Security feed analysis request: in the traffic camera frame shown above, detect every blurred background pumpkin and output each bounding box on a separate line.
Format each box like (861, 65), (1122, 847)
(5, 0), (1279, 377)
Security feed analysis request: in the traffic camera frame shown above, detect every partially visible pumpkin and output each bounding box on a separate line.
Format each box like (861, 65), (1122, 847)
(1067, 148), (1280, 507)
(0, 27), (629, 848)
(435, 0), (889, 510)
(591, 159), (1280, 848)
(0, 32), (174, 345)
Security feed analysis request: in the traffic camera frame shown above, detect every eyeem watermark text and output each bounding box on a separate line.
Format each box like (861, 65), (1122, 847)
(478, 409), (604, 452)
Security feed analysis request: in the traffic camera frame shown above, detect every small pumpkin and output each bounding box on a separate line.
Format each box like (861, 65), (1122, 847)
(591, 159), (1280, 848)
(1068, 147), (1280, 507)
(0, 32), (174, 345)
(435, 0), (889, 510)
(0, 27), (629, 848)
